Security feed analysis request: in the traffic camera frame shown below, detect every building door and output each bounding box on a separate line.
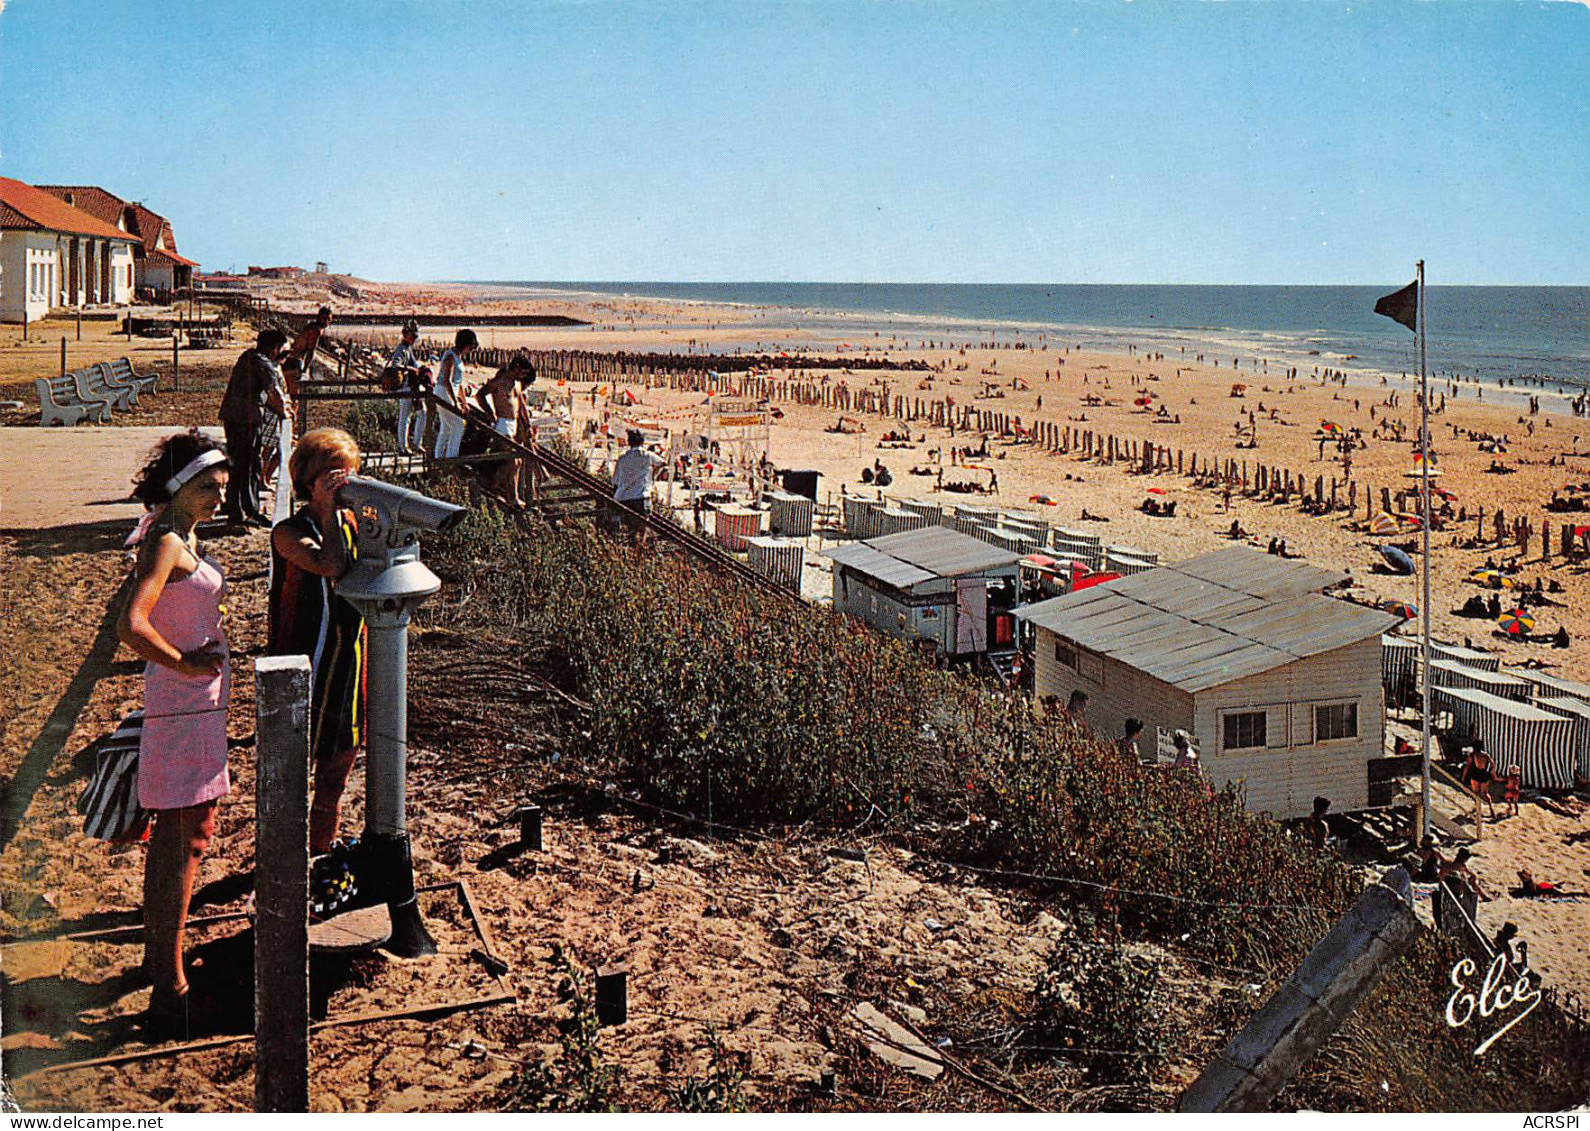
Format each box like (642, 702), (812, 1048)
(954, 578), (987, 654)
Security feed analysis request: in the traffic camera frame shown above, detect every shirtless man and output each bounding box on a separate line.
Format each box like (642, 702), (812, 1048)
(477, 355), (534, 507)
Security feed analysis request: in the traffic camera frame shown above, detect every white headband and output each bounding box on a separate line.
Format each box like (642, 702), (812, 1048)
(165, 449), (227, 495)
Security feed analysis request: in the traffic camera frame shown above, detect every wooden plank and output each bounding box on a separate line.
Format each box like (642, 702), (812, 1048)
(254, 656), (312, 1113)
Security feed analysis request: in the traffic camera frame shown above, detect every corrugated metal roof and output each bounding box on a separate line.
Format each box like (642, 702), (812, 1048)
(822, 542), (935, 589)
(1433, 685), (1566, 722)
(1016, 546), (1394, 693)
(867, 525), (1023, 578)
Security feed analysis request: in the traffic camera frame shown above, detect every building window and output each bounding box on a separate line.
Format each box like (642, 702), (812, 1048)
(1053, 638), (1077, 669)
(1315, 702), (1358, 742)
(1222, 711), (1267, 751)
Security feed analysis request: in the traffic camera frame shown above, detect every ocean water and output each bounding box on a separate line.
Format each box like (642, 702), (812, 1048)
(483, 282), (1590, 392)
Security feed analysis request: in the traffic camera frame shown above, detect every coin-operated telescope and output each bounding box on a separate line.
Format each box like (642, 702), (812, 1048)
(335, 476), (466, 956)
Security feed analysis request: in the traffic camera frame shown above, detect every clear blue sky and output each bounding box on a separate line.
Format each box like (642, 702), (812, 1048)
(2, 0), (1586, 284)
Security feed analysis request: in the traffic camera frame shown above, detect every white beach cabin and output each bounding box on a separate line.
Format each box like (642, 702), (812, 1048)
(824, 525), (1022, 657)
(1017, 547), (1399, 818)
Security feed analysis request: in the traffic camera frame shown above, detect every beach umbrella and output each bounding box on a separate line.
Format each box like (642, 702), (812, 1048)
(1368, 511), (1399, 535)
(1394, 511), (1425, 529)
(1469, 569), (1503, 588)
(1378, 545), (1416, 575)
(1497, 609), (1535, 635)
(1383, 599), (1418, 620)
(1432, 485), (1458, 502)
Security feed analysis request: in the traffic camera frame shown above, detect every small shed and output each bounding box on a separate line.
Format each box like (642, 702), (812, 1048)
(1017, 547), (1397, 817)
(1432, 686), (1578, 790)
(823, 526), (1022, 656)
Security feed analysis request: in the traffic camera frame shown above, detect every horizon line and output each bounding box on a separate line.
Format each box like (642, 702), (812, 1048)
(431, 278), (1590, 289)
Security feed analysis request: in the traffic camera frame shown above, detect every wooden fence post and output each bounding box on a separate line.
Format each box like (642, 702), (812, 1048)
(1180, 870), (1421, 1112)
(255, 655), (312, 1113)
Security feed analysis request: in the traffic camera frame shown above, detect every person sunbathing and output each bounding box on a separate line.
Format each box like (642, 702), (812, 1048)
(1514, 869), (1586, 898)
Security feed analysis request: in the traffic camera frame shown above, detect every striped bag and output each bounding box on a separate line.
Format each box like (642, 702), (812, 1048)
(77, 711), (151, 842)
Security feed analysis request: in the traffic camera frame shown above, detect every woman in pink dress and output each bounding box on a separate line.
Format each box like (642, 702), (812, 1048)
(117, 430), (232, 1032)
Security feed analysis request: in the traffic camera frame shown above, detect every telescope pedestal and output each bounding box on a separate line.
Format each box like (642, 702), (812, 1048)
(334, 476), (464, 962)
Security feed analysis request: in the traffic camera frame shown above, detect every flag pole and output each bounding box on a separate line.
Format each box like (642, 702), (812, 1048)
(1418, 259), (1431, 830)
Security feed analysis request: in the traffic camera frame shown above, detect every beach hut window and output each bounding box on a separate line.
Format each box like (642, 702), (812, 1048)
(1315, 702), (1359, 742)
(1078, 649), (1104, 685)
(1222, 710), (1268, 752)
(1053, 638), (1078, 670)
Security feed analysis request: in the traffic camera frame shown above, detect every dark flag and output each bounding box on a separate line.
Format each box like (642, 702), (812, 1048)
(1374, 280), (1418, 332)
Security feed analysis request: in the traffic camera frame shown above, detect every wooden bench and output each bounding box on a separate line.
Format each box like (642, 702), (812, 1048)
(72, 364), (133, 414)
(99, 356), (159, 403)
(35, 373), (107, 426)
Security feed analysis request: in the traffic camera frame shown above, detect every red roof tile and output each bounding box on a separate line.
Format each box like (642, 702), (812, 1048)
(34, 185), (129, 229)
(0, 177), (137, 242)
(130, 204), (180, 255)
(148, 247), (199, 268)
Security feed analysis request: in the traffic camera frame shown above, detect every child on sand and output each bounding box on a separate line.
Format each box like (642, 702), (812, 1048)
(1502, 764), (1522, 819)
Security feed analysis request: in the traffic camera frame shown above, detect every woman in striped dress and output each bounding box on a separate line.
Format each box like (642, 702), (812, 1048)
(268, 428), (367, 855)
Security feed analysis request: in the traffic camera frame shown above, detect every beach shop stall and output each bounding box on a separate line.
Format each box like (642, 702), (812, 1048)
(1018, 547), (1394, 817)
(824, 526), (1022, 658)
(1431, 686), (1578, 790)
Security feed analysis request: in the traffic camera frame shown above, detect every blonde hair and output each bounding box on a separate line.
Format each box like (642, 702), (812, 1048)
(290, 427), (360, 501)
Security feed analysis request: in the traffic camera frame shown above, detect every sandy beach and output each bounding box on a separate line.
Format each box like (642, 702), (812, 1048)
(339, 279), (1590, 1002)
(2, 282), (1586, 1110)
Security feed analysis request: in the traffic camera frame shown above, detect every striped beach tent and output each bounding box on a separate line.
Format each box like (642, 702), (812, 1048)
(1432, 686), (1576, 790)
(1430, 642), (1501, 672)
(1427, 659), (1531, 701)
(766, 490), (814, 538)
(1504, 668), (1590, 702)
(745, 535), (805, 591)
(1533, 696), (1590, 780)
(1381, 635), (1420, 697)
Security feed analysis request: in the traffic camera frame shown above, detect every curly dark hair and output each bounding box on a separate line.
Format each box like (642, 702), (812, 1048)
(131, 428), (230, 508)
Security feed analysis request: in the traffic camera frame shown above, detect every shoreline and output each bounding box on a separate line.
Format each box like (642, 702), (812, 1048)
(341, 280), (1590, 410)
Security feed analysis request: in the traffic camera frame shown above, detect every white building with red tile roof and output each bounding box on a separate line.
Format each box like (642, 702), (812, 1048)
(0, 177), (139, 322)
(36, 186), (199, 298)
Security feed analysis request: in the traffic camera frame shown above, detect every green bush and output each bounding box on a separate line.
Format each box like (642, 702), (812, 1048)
(400, 449), (1590, 1112)
(1029, 938), (1181, 1082)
